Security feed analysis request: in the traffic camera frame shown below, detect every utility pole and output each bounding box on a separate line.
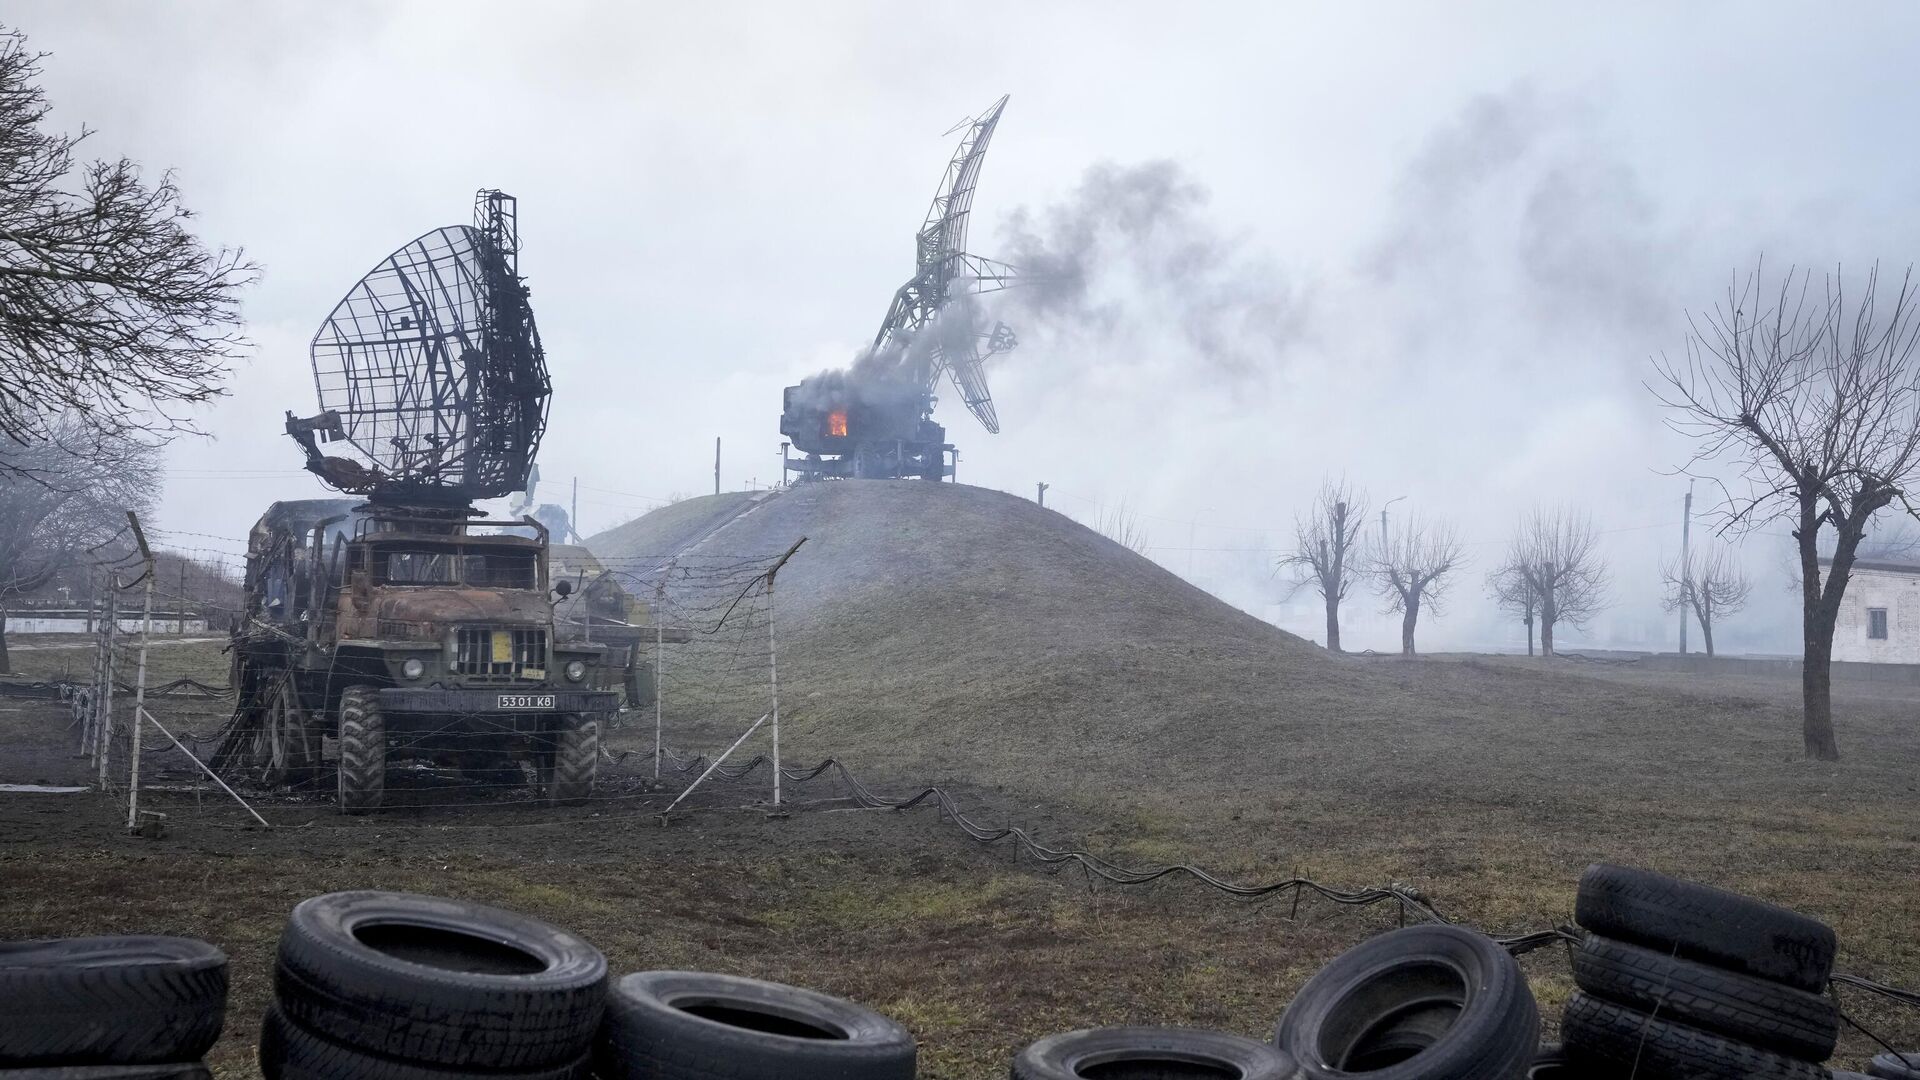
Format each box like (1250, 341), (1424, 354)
(713, 437), (721, 495)
(1036, 482), (1048, 507)
(177, 561), (187, 636)
(1381, 495), (1407, 552)
(570, 476), (579, 543)
(1678, 480), (1694, 655)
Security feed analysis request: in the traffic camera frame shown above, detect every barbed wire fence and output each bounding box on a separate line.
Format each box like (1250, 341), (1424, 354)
(61, 539), (803, 831)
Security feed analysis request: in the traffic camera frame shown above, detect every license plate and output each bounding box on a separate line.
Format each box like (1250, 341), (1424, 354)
(498, 694), (555, 710)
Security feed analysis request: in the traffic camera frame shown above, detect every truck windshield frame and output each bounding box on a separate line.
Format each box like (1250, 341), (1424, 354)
(373, 543), (539, 589)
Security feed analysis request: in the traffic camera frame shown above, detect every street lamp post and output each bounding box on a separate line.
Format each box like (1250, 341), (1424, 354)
(1381, 495), (1408, 551)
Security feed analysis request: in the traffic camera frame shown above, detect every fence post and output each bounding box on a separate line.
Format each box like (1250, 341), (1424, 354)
(96, 585), (119, 789)
(125, 512), (156, 832)
(653, 618), (664, 781)
(80, 585), (105, 758)
(763, 538), (806, 809)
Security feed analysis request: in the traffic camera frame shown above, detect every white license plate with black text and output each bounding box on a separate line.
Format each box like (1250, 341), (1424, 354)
(498, 694), (556, 710)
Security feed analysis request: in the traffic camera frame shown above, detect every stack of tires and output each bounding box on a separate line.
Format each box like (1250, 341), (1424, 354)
(0, 936), (226, 1079)
(259, 891), (608, 1080)
(1563, 863), (1840, 1080)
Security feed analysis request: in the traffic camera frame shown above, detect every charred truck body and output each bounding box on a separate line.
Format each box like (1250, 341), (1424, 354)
(780, 94), (1025, 483)
(219, 191), (631, 813)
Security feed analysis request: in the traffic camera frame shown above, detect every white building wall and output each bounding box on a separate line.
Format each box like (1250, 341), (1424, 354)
(1832, 567), (1920, 663)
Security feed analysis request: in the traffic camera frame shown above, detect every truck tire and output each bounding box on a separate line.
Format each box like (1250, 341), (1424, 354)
(1571, 933), (1839, 1059)
(596, 971), (915, 1080)
(1276, 925), (1538, 1080)
(1574, 864), (1836, 992)
(0, 1066), (212, 1079)
(0, 935), (226, 1066)
(259, 1006), (589, 1080)
(336, 686), (385, 815)
(547, 713), (598, 806)
(1560, 992), (1826, 1080)
(268, 678), (318, 789)
(274, 891), (606, 1071)
(1871, 1052), (1920, 1079)
(1012, 1027), (1295, 1080)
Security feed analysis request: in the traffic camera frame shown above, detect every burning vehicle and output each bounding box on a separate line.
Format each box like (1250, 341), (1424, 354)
(781, 94), (1026, 483)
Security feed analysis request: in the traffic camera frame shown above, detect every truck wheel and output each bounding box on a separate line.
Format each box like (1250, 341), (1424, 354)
(547, 714), (598, 806)
(336, 686), (385, 815)
(267, 678), (319, 789)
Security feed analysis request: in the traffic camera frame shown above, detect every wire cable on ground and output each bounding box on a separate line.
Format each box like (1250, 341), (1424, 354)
(664, 749), (1920, 1008)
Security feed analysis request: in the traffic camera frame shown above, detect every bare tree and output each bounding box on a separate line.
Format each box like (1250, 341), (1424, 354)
(0, 27), (254, 453)
(1094, 500), (1150, 556)
(1279, 479), (1368, 653)
(1661, 545), (1751, 658)
(1486, 563), (1541, 655)
(1371, 514), (1464, 655)
(1498, 507), (1609, 657)
(1652, 264), (1920, 760)
(0, 415), (159, 671)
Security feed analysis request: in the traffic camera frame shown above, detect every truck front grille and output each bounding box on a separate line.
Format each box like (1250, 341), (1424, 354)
(453, 626), (547, 681)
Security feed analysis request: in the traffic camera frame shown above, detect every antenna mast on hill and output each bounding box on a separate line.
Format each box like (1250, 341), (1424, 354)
(871, 94), (1022, 433)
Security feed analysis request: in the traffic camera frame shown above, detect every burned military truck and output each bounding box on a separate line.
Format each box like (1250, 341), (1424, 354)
(226, 500), (620, 812)
(216, 191), (627, 813)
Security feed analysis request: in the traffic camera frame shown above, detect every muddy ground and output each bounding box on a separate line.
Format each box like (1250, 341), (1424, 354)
(2, 638), (1917, 1078)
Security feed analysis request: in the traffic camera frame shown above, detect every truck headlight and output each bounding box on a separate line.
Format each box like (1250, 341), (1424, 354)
(401, 658), (425, 680)
(564, 660), (587, 682)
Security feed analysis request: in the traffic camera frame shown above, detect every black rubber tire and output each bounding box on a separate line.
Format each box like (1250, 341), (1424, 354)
(258, 1005), (588, 1080)
(1571, 932), (1838, 1060)
(1560, 991), (1827, 1080)
(1574, 864), (1836, 992)
(547, 713), (598, 806)
(1012, 1027), (1296, 1080)
(1871, 1052), (1920, 1079)
(335, 685), (385, 814)
(0, 936), (227, 1065)
(596, 970), (916, 1080)
(0, 1066), (211, 1079)
(1524, 1044), (1581, 1078)
(274, 890), (606, 1070)
(1275, 924), (1539, 1080)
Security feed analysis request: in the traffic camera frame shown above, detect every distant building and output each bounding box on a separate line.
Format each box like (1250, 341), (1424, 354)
(1825, 557), (1920, 663)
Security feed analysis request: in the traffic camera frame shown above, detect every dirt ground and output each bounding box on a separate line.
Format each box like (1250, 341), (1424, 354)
(2, 637), (1917, 1078)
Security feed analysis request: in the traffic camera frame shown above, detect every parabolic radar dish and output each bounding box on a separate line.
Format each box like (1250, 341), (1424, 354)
(289, 190), (550, 505)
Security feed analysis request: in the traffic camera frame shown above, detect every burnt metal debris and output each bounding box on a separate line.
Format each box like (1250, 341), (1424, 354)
(781, 94), (1025, 482)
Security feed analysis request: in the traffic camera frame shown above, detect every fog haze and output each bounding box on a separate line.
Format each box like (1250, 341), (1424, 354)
(15, 1), (1920, 653)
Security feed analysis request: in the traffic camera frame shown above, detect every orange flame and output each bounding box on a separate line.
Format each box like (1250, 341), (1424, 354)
(828, 410), (848, 437)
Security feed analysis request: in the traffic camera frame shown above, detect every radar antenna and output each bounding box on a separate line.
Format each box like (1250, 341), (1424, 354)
(287, 189), (551, 505)
(871, 94), (1022, 433)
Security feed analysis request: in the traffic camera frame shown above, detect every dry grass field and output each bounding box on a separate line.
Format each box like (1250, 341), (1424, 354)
(1, 483), (1916, 1077)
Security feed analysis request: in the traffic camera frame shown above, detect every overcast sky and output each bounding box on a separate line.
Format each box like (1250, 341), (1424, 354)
(15, 2), (1920, 652)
